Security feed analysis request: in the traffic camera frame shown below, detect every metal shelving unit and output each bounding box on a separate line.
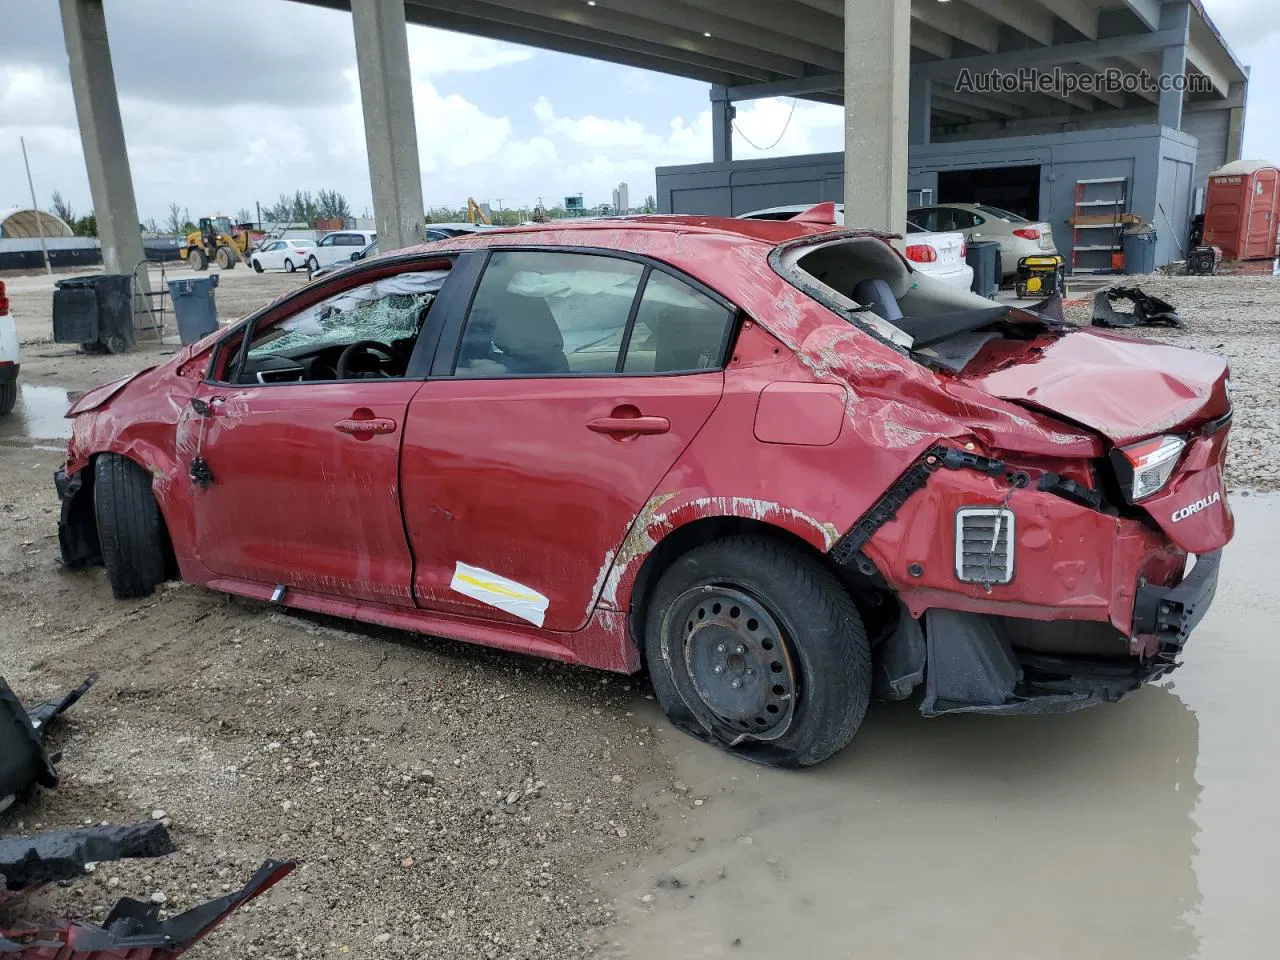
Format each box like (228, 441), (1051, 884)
(1071, 177), (1128, 275)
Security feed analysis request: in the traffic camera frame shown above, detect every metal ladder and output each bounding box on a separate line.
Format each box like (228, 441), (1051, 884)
(1071, 177), (1129, 275)
(131, 259), (170, 341)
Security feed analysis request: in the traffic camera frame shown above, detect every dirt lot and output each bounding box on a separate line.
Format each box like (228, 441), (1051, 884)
(2, 266), (1278, 958)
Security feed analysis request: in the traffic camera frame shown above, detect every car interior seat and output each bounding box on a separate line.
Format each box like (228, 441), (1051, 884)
(651, 307), (723, 372)
(487, 292), (569, 374)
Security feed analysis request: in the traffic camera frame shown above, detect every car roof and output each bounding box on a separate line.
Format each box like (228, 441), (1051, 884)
(400, 214), (872, 258)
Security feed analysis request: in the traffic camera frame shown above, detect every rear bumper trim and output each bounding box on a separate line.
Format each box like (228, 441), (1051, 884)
(1132, 550), (1221, 649)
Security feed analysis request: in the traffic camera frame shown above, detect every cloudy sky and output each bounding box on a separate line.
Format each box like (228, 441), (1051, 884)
(0, 0), (1275, 223)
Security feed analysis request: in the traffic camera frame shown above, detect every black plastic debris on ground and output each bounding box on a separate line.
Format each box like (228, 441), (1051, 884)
(1092, 286), (1184, 329)
(0, 859), (295, 959)
(0, 822), (174, 898)
(0, 675), (96, 815)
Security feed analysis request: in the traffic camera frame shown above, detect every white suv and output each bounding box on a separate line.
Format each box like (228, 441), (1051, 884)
(307, 230), (377, 272)
(0, 279), (18, 415)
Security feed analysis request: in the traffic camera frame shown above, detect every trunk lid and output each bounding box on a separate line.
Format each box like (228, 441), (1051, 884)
(970, 329), (1229, 445)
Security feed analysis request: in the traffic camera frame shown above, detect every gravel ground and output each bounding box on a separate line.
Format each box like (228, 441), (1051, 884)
(1, 268), (1276, 958)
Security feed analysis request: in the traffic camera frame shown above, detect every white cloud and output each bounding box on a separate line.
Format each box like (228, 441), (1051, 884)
(406, 28), (534, 74)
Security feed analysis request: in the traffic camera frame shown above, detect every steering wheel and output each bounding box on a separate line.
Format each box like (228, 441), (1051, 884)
(337, 340), (397, 380)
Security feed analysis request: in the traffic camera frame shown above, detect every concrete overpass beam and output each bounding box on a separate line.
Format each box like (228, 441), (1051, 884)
(844, 0), (910, 232)
(352, 0), (425, 251)
(1158, 1), (1190, 131)
(59, 0), (145, 279)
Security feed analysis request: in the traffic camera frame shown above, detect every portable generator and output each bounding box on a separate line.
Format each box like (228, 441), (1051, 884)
(1187, 245), (1223, 276)
(1015, 255), (1066, 299)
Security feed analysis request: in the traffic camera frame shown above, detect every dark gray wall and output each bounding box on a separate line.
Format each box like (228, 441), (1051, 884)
(656, 125), (1199, 269)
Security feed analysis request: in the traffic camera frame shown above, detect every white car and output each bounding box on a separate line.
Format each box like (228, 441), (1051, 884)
(0, 279), (18, 415)
(308, 230), (377, 272)
(250, 239), (316, 274)
(910, 203), (1057, 278)
(737, 205), (974, 291)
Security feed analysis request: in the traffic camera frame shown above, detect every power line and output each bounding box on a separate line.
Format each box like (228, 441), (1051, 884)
(733, 97), (798, 152)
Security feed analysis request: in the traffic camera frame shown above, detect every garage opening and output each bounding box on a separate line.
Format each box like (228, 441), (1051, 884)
(938, 165), (1043, 221)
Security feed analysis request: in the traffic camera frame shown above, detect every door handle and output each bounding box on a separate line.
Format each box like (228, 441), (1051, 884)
(334, 417), (397, 438)
(587, 415), (670, 436)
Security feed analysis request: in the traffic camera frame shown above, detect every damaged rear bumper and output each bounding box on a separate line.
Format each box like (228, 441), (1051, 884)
(870, 551), (1222, 718)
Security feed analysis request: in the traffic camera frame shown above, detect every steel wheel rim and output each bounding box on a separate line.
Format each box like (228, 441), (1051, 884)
(665, 584), (798, 743)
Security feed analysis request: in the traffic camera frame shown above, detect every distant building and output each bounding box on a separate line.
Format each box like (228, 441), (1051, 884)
(565, 194), (585, 216)
(612, 182), (630, 214)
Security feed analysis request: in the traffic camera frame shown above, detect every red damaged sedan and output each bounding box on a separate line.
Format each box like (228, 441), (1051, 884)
(55, 204), (1232, 767)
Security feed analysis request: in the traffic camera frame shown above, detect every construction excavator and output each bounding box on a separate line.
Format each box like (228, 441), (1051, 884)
(466, 197), (490, 225)
(179, 216), (259, 270)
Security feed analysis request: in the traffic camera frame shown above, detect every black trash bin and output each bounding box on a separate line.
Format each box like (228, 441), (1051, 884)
(52, 274), (136, 354)
(966, 241), (1002, 298)
(1123, 227), (1158, 275)
(168, 274), (220, 344)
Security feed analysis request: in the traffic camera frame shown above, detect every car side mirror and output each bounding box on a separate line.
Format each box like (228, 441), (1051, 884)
(191, 397), (214, 418)
(350, 251), (361, 261)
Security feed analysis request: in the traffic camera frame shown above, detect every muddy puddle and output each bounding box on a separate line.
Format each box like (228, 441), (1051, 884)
(605, 493), (1280, 960)
(0, 384), (72, 442)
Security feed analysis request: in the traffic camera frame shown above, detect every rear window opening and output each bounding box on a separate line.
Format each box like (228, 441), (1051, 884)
(776, 236), (1046, 370)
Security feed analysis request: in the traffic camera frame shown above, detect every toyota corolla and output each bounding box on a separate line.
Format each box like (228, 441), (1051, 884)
(54, 204), (1231, 767)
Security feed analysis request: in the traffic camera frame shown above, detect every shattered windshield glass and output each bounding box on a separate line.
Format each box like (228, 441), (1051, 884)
(249, 270), (449, 357)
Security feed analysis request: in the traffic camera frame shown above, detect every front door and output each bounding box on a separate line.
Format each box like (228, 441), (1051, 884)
(189, 265), (451, 606)
(401, 249), (736, 632)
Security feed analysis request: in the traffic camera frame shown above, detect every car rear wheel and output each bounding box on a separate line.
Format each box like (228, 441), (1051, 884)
(644, 536), (871, 768)
(284, 258), (296, 273)
(0, 382), (16, 415)
(93, 454), (168, 599)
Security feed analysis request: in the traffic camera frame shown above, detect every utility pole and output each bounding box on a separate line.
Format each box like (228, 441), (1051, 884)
(19, 137), (52, 276)
(255, 200), (261, 230)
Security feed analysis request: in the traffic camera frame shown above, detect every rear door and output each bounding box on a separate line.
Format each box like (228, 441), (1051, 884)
(401, 249), (735, 631)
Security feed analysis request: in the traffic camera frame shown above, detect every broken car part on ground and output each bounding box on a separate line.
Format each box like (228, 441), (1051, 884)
(53, 203), (1232, 767)
(0, 822), (174, 903)
(0, 676), (95, 814)
(1092, 285), (1185, 329)
(0, 859), (294, 959)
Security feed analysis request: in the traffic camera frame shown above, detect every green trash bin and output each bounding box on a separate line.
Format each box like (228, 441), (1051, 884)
(168, 274), (220, 344)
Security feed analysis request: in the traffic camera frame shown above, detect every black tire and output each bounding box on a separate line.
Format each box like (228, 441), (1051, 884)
(644, 536), (871, 768)
(252, 258), (264, 273)
(307, 255), (319, 273)
(284, 258), (296, 273)
(187, 247), (208, 271)
(0, 382), (15, 415)
(93, 454), (167, 599)
(215, 246), (236, 270)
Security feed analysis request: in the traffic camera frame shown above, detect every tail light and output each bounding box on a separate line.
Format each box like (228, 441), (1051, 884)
(904, 244), (938, 263)
(959, 240), (967, 258)
(0, 280), (8, 317)
(1111, 435), (1186, 501)
(1013, 228), (1042, 241)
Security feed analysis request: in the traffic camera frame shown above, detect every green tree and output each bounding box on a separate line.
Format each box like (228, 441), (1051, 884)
(50, 190), (76, 226)
(72, 213), (97, 237)
(164, 202), (185, 235)
(643, 194), (657, 214)
(316, 189), (351, 222)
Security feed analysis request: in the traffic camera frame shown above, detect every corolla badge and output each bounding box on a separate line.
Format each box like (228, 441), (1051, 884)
(1171, 491), (1222, 523)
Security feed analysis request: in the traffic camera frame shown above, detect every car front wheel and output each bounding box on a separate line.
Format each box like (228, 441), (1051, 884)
(0, 382), (16, 415)
(307, 255), (319, 273)
(93, 454), (168, 599)
(644, 536), (871, 768)
(252, 258), (264, 273)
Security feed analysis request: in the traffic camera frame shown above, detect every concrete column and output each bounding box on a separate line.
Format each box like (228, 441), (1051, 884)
(59, 0), (145, 279)
(844, 0), (911, 232)
(352, 0), (425, 252)
(1158, 1), (1191, 131)
(908, 72), (931, 146)
(710, 85), (735, 164)
(1226, 81), (1247, 163)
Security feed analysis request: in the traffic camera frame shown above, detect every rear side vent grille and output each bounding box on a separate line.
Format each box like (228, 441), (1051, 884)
(955, 508), (1015, 585)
